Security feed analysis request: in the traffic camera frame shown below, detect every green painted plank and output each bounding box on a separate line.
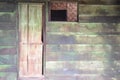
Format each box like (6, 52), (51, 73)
(46, 61), (120, 75)
(0, 3), (16, 12)
(46, 34), (120, 44)
(46, 52), (107, 61)
(0, 72), (17, 80)
(0, 23), (16, 30)
(0, 65), (17, 72)
(47, 23), (120, 34)
(0, 55), (17, 65)
(78, 0), (120, 5)
(46, 44), (120, 53)
(45, 61), (105, 75)
(46, 75), (75, 80)
(79, 16), (120, 23)
(45, 75), (106, 80)
(79, 5), (120, 16)
(0, 30), (17, 45)
(45, 74), (119, 80)
(0, 13), (16, 22)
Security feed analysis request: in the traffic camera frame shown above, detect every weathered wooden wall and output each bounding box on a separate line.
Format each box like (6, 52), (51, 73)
(0, 0), (120, 80)
(0, 3), (18, 80)
(45, 0), (120, 80)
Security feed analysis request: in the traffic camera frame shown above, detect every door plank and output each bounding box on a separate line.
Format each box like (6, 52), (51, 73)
(29, 4), (42, 44)
(19, 4), (28, 43)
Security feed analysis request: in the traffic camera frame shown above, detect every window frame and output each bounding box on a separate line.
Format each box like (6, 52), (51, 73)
(48, 1), (79, 22)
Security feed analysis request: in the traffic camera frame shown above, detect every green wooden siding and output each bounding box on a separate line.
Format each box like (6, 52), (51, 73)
(45, 1), (120, 80)
(0, 3), (18, 80)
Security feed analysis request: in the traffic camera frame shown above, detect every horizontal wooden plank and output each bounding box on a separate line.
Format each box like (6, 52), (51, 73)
(79, 5), (120, 16)
(46, 52), (106, 61)
(47, 23), (120, 34)
(46, 75), (75, 80)
(0, 30), (17, 45)
(0, 65), (17, 72)
(78, 0), (120, 5)
(0, 46), (17, 55)
(46, 74), (115, 80)
(0, 23), (16, 30)
(48, 45), (120, 61)
(0, 55), (17, 65)
(45, 61), (104, 75)
(0, 3), (16, 12)
(46, 44), (120, 54)
(19, 77), (45, 80)
(46, 34), (120, 44)
(79, 16), (120, 23)
(0, 72), (17, 80)
(46, 61), (120, 76)
(0, 13), (16, 22)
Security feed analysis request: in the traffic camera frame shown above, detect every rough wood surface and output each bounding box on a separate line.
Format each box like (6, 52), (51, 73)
(19, 3), (43, 77)
(0, 4), (17, 80)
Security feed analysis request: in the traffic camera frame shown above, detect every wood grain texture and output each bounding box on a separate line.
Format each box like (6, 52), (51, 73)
(0, 4), (17, 80)
(0, 46), (16, 55)
(19, 4), (28, 43)
(19, 3), (43, 77)
(29, 4), (42, 44)
(79, 5), (120, 16)
(78, 0), (120, 5)
(0, 72), (17, 80)
(46, 34), (120, 44)
(0, 30), (16, 45)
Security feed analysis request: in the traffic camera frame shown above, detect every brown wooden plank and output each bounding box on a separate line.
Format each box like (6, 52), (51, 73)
(19, 44), (43, 77)
(19, 44), (28, 76)
(0, 72), (17, 80)
(27, 45), (43, 77)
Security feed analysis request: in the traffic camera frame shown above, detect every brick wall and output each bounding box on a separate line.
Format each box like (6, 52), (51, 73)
(50, 1), (77, 21)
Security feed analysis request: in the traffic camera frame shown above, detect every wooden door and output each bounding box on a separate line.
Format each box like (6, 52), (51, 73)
(19, 3), (44, 77)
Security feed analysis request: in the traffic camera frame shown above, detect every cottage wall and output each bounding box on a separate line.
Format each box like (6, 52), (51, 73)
(0, 0), (120, 80)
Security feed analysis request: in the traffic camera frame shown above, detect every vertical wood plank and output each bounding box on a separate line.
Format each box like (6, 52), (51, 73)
(28, 45), (43, 76)
(19, 3), (43, 77)
(19, 45), (28, 76)
(19, 4), (28, 43)
(29, 4), (42, 44)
